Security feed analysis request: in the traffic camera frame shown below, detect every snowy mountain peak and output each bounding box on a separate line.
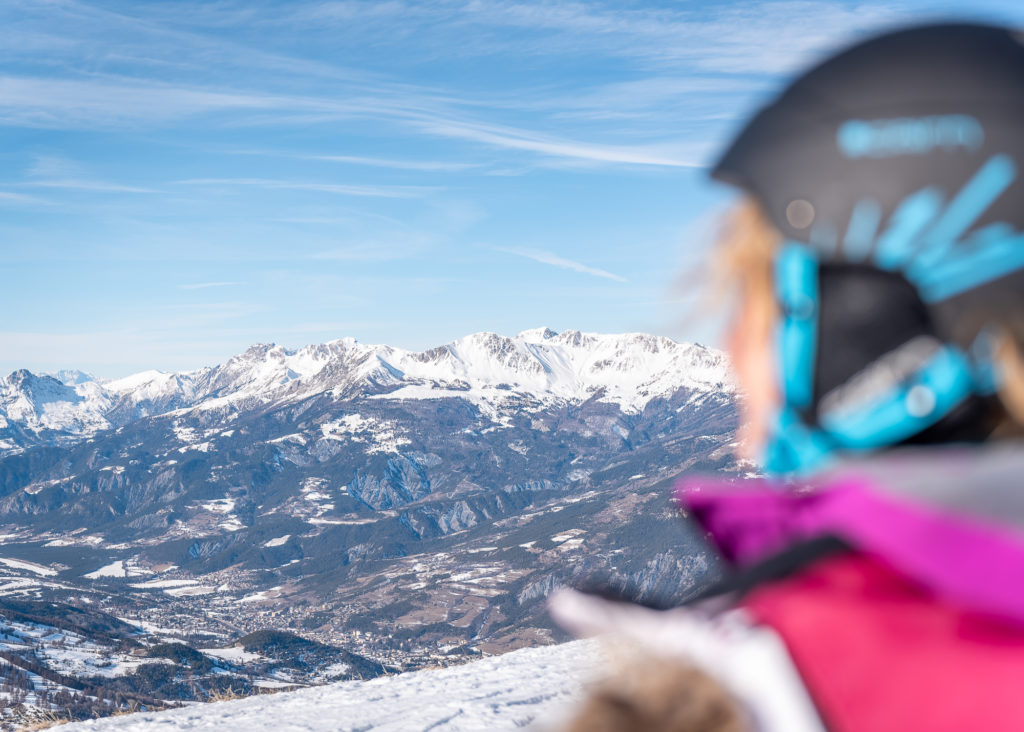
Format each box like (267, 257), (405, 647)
(0, 369), (110, 435)
(6, 368), (64, 392)
(516, 327), (558, 342)
(105, 369), (174, 393)
(4, 370), (86, 406)
(46, 369), (97, 386)
(0, 329), (732, 449)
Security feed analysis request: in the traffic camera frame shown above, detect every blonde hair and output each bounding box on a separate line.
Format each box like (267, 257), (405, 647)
(710, 197), (780, 319)
(561, 659), (749, 732)
(712, 195), (1024, 432)
(994, 335), (1024, 427)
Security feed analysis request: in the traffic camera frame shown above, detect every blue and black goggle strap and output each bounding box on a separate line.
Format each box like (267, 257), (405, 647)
(761, 242), (984, 476)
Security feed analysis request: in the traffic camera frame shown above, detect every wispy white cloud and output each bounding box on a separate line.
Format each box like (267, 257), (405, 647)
(178, 281), (242, 290)
(0, 0), (381, 85)
(0, 72), (705, 168)
(176, 178), (436, 198)
(262, 151), (479, 172)
(18, 154), (157, 194)
(430, 0), (907, 74)
(306, 229), (440, 262)
(270, 209), (415, 229)
(0, 0), (929, 151)
(417, 117), (702, 167)
(307, 153), (477, 172)
(0, 75), (295, 129)
(539, 76), (766, 123)
(25, 154), (84, 179)
(308, 244), (410, 261)
(492, 246), (627, 282)
(23, 179), (157, 193)
(0, 191), (50, 205)
(290, 0), (908, 74)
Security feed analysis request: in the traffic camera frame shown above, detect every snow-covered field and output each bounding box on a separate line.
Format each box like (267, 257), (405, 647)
(61, 640), (602, 732)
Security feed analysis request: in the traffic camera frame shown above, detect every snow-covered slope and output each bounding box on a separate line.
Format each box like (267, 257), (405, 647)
(0, 329), (732, 449)
(373, 329), (729, 414)
(61, 639), (603, 732)
(0, 370), (113, 435)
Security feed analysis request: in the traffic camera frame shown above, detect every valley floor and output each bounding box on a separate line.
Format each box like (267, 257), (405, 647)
(58, 639), (601, 732)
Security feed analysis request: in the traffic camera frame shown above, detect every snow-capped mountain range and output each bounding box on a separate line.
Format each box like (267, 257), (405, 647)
(0, 328), (739, 726)
(0, 329), (731, 453)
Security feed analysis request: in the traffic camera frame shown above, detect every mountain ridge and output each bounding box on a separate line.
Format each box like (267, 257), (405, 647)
(0, 329), (732, 455)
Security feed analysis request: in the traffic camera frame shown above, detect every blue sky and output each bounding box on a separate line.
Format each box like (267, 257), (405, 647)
(4, 0), (1024, 377)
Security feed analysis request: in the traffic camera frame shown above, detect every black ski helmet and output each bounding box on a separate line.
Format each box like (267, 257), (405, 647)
(712, 23), (1024, 473)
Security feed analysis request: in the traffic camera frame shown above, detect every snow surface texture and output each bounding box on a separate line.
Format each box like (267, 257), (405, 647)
(61, 640), (603, 732)
(0, 329), (732, 443)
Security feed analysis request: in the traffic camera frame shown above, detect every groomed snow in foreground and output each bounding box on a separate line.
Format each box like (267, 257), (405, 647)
(62, 640), (602, 732)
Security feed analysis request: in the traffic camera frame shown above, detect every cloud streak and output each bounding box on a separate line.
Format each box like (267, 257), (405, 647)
(308, 245), (411, 262)
(287, 0), (909, 74)
(178, 282), (242, 290)
(23, 179), (157, 193)
(493, 246), (627, 282)
(417, 117), (702, 167)
(298, 153), (478, 172)
(176, 178), (436, 198)
(0, 75), (294, 129)
(0, 71), (707, 168)
(0, 190), (50, 205)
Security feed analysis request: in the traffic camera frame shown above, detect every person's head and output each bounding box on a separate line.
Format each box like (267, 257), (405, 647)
(710, 23), (1024, 474)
